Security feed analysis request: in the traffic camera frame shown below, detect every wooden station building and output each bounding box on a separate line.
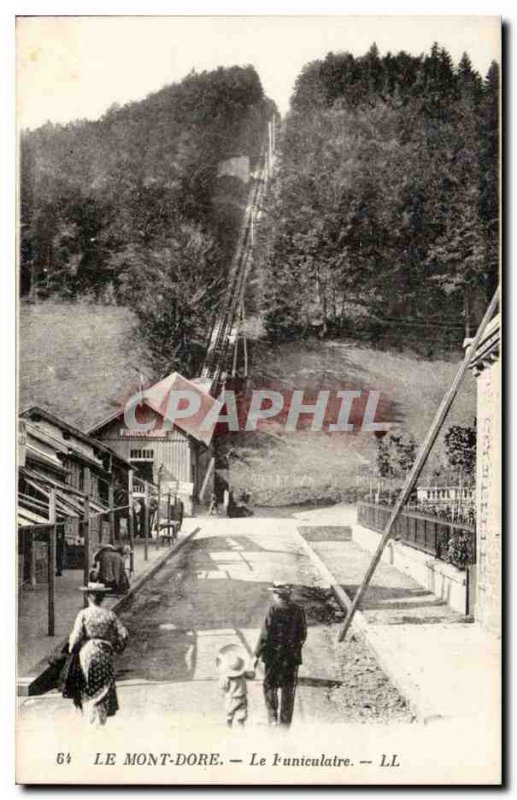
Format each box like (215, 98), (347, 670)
(89, 371), (218, 515)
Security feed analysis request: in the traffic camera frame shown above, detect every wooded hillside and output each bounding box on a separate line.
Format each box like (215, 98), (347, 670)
(20, 65), (276, 377)
(259, 44), (499, 350)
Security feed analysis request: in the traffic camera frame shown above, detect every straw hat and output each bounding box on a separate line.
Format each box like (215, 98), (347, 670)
(267, 582), (292, 597)
(216, 644), (247, 678)
(79, 581), (112, 593)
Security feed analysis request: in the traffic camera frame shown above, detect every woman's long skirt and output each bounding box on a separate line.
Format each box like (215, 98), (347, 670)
(79, 640), (119, 725)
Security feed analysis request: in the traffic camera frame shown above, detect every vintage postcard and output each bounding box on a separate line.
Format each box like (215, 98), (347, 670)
(15, 14), (502, 785)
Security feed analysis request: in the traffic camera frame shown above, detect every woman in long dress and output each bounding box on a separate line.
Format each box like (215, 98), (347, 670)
(68, 582), (129, 726)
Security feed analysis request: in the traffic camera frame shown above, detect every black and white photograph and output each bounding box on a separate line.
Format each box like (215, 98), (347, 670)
(14, 11), (501, 785)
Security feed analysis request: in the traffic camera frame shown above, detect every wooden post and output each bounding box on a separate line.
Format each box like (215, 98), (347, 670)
(467, 564), (477, 617)
(338, 287), (500, 641)
(82, 496), (90, 608)
(108, 484), (115, 544)
(199, 457), (215, 504)
(48, 489), (56, 636)
(144, 482), (149, 562)
(83, 466), (91, 608)
(128, 469), (135, 574)
(156, 469), (162, 549)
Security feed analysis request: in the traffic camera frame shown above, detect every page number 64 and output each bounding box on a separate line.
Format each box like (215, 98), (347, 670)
(56, 753), (72, 764)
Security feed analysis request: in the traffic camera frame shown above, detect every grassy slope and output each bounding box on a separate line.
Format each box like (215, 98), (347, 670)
(19, 301), (151, 431)
(19, 303), (476, 506)
(222, 338), (476, 505)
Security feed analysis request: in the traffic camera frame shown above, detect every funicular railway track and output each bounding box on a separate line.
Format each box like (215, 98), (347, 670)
(202, 161), (267, 393)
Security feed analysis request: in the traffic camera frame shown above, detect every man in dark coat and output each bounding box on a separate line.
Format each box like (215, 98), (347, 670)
(92, 544), (130, 595)
(254, 582), (307, 727)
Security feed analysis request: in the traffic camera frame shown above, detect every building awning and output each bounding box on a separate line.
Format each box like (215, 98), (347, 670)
(21, 474), (82, 518)
(25, 445), (68, 476)
(18, 508), (49, 526)
(19, 467), (109, 521)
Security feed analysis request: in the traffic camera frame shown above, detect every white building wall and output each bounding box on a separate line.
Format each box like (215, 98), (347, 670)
(475, 357), (502, 635)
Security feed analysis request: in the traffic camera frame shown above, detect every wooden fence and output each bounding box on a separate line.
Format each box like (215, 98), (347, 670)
(357, 502), (476, 566)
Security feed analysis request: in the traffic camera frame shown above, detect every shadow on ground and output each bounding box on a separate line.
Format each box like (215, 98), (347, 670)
(116, 536), (332, 684)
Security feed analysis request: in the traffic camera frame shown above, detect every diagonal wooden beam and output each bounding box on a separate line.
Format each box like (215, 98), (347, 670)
(338, 286), (500, 642)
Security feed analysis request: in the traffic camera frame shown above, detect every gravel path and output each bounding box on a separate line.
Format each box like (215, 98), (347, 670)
(290, 585), (412, 724)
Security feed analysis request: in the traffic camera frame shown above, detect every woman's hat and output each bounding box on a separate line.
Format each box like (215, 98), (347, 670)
(78, 581), (112, 593)
(267, 582), (292, 596)
(216, 644), (247, 678)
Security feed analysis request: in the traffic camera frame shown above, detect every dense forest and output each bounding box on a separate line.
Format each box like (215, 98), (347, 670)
(20, 65), (275, 376)
(20, 47), (500, 376)
(259, 44), (499, 350)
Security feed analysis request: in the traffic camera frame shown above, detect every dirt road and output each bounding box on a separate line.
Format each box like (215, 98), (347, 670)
(18, 518), (410, 732)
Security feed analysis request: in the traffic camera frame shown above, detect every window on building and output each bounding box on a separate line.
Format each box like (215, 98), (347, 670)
(130, 448), (154, 485)
(129, 448), (154, 461)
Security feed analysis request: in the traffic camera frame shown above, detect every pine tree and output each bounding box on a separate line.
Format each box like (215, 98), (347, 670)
(262, 45), (499, 345)
(479, 61), (500, 297)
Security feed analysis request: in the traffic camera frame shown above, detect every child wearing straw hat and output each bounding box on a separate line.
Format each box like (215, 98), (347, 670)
(216, 644), (255, 727)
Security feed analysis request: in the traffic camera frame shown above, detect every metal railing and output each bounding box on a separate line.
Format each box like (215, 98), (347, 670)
(357, 501), (476, 565)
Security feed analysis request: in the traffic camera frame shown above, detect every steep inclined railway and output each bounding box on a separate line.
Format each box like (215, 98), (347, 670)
(202, 161), (267, 392)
